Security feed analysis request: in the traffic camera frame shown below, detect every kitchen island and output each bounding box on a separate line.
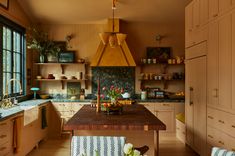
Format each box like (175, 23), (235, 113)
(64, 104), (166, 156)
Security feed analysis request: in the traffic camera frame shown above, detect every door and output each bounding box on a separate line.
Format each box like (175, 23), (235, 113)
(207, 21), (219, 107)
(185, 56), (207, 156)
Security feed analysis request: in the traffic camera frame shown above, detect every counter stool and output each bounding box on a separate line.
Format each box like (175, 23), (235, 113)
(211, 147), (235, 156)
(71, 136), (126, 156)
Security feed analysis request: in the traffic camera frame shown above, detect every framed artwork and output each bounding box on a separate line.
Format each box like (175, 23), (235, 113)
(0, 0), (9, 9)
(146, 47), (171, 63)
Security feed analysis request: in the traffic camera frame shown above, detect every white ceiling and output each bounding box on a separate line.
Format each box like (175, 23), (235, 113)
(18, 0), (191, 24)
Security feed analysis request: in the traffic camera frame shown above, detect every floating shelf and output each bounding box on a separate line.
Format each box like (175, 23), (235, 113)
(34, 62), (88, 74)
(35, 79), (88, 89)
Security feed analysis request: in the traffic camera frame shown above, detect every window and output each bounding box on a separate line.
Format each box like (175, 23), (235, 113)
(0, 15), (26, 98)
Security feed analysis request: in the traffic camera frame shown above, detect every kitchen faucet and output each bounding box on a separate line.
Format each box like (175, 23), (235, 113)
(0, 79), (22, 108)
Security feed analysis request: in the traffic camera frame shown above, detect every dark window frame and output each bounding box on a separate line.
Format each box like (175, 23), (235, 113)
(0, 15), (26, 98)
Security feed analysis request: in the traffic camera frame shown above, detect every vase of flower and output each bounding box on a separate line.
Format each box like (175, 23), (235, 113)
(39, 54), (45, 63)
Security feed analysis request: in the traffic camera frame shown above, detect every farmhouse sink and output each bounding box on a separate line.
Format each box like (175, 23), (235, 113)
(20, 105), (39, 126)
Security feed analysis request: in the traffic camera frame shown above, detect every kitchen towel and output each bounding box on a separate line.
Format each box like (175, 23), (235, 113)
(13, 116), (22, 154)
(41, 106), (48, 129)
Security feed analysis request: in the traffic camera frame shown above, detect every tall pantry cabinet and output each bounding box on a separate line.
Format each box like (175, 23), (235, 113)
(185, 0), (208, 155)
(186, 0), (235, 155)
(185, 53), (207, 156)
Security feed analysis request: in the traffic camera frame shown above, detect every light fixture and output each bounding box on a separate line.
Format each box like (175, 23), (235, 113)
(99, 0), (126, 48)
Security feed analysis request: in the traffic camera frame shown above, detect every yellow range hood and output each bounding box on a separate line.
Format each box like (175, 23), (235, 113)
(91, 19), (136, 67)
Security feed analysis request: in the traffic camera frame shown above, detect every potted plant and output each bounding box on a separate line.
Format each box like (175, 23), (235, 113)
(27, 27), (60, 63)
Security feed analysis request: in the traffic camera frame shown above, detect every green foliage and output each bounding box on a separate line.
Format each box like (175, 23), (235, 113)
(27, 27), (60, 56)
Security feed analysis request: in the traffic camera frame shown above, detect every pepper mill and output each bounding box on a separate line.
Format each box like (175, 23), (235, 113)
(96, 78), (101, 112)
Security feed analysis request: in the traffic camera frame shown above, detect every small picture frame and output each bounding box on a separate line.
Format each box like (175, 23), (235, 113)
(59, 51), (75, 63)
(0, 0), (9, 10)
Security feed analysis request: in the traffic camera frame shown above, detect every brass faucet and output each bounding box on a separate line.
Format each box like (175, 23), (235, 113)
(0, 79), (22, 108)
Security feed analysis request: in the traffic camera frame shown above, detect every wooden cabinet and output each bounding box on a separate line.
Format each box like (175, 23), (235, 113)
(218, 14), (232, 110)
(209, 0), (233, 20)
(185, 55), (207, 156)
(185, 0), (209, 48)
(139, 102), (184, 133)
(207, 21), (219, 108)
(209, 0), (219, 19)
(0, 118), (13, 156)
(232, 10), (235, 111)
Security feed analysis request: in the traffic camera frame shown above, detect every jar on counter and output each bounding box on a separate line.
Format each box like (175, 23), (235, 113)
(141, 91), (147, 100)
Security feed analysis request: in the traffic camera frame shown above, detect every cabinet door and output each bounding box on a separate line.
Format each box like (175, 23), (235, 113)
(209, 0), (219, 19)
(218, 14), (232, 109)
(207, 21), (219, 107)
(185, 59), (195, 148)
(232, 11), (235, 111)
(200, 0), (209, 25)
(185, 2), (194, 48)
(141, 103), (156, 116)
(156, 110), (175, 132)
(219, 0), (232, 13)
(185, 56), (207, 155)
(193, 0), (200, 29)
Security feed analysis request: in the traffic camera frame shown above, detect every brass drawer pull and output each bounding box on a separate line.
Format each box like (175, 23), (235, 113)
(232, 148), (235, 152)
(0, 135), (7, 139)
(208, 116), (214, 119)
(208, 135), (214, 139)
(218, 120), (225, 124)
(232, 125), (235, 128)
(0, 147), (6, 151)
(163, 104), (170, 106)
(0, 123), (7, 126)
(182, 132), (186, 135)
(176, 128), (180, 130)
(218, 141), (224, 145)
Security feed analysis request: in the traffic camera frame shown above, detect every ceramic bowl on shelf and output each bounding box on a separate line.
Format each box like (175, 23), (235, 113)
(40, 94), (49, 99)
(36, 76), (42, 79)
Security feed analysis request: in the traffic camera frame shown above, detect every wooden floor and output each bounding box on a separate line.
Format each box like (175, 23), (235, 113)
(27, 133), (198, 156)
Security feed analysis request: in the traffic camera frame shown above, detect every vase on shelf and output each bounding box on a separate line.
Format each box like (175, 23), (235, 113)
(39, 54), (45, 63)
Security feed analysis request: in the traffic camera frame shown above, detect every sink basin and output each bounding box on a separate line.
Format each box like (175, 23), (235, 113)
(20, 105), (39, 126)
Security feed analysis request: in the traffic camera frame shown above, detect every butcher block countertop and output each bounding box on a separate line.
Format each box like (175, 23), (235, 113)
(64, 104), (166, 131)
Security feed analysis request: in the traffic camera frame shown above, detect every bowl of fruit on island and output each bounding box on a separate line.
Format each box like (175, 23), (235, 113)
(101, 102), (123, 114)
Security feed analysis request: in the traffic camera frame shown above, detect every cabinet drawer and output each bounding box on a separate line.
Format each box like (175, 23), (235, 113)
(207, 107), (235, 137)
(207, 126), (230, 149)
(0, 142), (11, 156)
(155, 103), (174, 110)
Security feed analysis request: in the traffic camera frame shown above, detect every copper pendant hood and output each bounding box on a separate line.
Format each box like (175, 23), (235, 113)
(91, 1), (136, 67)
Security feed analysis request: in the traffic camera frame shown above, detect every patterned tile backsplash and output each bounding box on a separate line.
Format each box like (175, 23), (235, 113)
(92, 67), (135, 98)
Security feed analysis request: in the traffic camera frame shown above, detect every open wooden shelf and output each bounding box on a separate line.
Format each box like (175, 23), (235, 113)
(34, 62), (88, 65)
(35, 79), (88, 89)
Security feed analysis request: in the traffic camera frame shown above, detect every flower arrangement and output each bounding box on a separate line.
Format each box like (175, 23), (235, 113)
(27, 27), (60, 62)
(102, 85), (124, 101)
(124, 143), (141, 156)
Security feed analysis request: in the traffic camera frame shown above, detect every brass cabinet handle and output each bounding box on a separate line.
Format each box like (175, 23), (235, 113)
(208, 116), (214, 119)
(0, 134), (7, 139)
(232, 125), (235, 128)
(218, 120), (225, 124)
(208, 135), (214, 139)
(189, 87), (194, 106)
(176, 127), (180, 130)
(163, 104), (170, 107)
(218, 141), (224, 145)
(232, 148), (235, 152)
(0, 147), (6, 151)
(196, 25), (200, 28)
(182, 132), (186, 135)
(0, 123), (7, 126)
